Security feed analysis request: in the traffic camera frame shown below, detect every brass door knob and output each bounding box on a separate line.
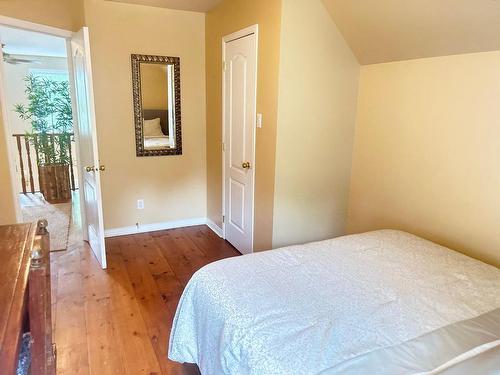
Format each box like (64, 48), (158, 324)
(242, 162), (251, 170)
(85, 166), (94, 172)
(98, 165), (106, 171)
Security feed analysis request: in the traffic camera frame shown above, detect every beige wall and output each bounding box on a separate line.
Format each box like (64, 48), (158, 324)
(205, 0), (282, 251)
(84, 0), (207, 230)
(273, 0), (359, 248)
(0, 0), (84, 31)
(348, 51), (500, 267)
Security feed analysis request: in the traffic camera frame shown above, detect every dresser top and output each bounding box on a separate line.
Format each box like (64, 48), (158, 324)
(0, 223), (37, 370)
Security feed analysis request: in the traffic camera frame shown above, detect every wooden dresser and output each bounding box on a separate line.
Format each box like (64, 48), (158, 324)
(0, 220), (56, 375)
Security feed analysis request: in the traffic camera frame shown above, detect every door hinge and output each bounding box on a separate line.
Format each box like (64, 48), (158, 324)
(223, 61), (227, 71)
(222, 215), (225, 224)
(222, 142), (225, 152)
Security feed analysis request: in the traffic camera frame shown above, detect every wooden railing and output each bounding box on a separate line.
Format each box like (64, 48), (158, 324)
(12, 133), (78, 194)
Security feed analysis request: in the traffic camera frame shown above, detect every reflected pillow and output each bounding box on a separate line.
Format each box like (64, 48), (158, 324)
(143, 118), (163, 137)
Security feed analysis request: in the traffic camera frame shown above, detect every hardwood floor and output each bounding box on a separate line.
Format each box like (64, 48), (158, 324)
(51, 225), (240, 374)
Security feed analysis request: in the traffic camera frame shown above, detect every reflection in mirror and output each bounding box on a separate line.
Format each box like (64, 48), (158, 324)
(141, 63), (175, 150)
(131, 54), (181, 156)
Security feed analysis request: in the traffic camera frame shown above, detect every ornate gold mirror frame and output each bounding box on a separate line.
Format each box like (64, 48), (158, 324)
(131, 54), (182, 157)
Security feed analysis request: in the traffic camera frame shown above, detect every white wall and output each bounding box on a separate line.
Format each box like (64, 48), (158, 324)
(272, 0), (360, 248)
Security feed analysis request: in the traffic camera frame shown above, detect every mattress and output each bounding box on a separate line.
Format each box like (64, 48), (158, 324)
(168, 230), (500, 374)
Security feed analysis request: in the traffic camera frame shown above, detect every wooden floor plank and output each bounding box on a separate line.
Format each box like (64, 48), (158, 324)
(53, 225), (240, 374)
(180, 226), (241, 263)
(105, 250), (162, 375)
(128, 234), (183, 315)
(118, 236), (174, 374)
(154, 229), (211, 287)
(84, 293), (126, 375)
(56, 343), (90, 375)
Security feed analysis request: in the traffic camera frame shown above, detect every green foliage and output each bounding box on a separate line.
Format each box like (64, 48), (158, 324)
(14, 74), (73, 166)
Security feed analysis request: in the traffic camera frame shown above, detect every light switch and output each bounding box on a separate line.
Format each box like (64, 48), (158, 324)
(256, 113), (263, 128)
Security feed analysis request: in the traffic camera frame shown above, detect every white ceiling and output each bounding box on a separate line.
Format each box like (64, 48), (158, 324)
(323, 0), (500, 64)
(0, 25), (67, 58)
(107, 0), (223, 12)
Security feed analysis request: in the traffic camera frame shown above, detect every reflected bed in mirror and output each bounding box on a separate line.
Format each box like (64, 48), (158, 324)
(131, 54), (182, 156)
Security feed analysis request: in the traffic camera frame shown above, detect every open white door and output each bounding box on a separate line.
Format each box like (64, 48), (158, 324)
(70, 27), (107, 269)
(222, 26), (258, 255)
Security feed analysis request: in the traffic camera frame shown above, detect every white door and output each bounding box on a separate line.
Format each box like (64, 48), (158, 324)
(223, 26), (258, 255)
(70, 27), (107, 269)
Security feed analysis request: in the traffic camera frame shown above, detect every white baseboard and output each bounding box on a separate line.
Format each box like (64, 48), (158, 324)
(206, 218), (223, 238)
(104, 217), (207, 238)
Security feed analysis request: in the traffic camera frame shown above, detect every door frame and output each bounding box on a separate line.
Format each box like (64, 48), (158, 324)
(0, 16), (86, 236)
(65, 38), (89, 241)
(0, 35), (22, 223)
(221, 24), (259, 250)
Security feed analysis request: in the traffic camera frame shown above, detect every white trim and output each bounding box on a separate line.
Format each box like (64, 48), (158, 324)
(206, 218), (223, 238)
(66, 38), (88, 242)
(104, 218), (208, 238)
(221, 32), (226, 240)
(221, 24), (259, 251)
(0, 46), (22, 222)
(221, 33), (226, 240)
(0, 15), (73, 38)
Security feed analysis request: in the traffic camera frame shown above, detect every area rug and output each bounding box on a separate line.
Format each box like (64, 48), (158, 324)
(22, 202), (72, 252)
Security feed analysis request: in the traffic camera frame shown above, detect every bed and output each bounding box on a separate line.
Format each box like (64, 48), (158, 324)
(144, 135), (171, 150)
(168, 230), (500, 374)
(142, 110), (172, 150)
(143, 109), (169, 135)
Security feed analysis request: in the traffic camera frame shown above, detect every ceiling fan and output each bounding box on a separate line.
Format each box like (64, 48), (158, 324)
(1, 44), (38, 65)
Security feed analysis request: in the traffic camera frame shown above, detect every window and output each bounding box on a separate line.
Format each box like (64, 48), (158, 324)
(29, 68), (69, 83)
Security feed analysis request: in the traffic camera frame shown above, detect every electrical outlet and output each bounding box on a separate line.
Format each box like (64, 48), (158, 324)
(256, 113), (263, 128)
(137, 199), (144, 210)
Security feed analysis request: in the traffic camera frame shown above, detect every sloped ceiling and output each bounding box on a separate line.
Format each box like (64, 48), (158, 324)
(323, 0), (500, 64)
(107, 0), (222, 12)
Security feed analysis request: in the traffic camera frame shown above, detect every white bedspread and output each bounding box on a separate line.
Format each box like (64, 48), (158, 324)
(168, 230), (500, 374)
(144, 135), (170, 150)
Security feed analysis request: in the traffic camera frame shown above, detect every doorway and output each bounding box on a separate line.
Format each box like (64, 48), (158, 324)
(222, 25), (258, 255)
(0, 18), (107, 269)
(1, 25), (80, 252)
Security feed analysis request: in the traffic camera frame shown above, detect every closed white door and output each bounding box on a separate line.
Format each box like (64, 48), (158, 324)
(70, 27), (107, 269)
(223, 26), (258, 255)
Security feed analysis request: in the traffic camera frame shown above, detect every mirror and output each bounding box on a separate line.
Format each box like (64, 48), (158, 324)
(131, 54), (182, 156)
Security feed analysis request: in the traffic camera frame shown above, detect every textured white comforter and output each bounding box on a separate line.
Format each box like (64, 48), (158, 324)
(168, 230), (500, 374)
(144, 136), (170, 150)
